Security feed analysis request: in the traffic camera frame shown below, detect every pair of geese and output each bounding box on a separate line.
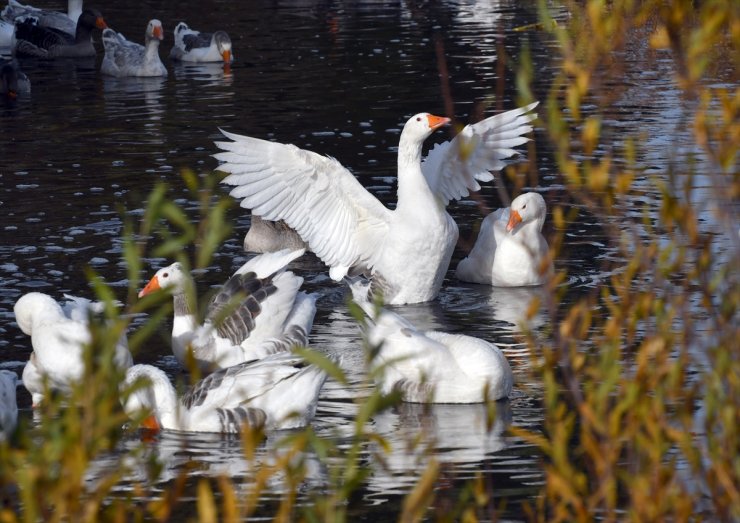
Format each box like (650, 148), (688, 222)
(7, 88), (549, 436)
(1, 0), (232, 78)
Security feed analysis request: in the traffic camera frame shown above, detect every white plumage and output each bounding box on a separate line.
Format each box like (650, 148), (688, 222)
(216, 102), (538, 305)
(170, 22), (233, 63)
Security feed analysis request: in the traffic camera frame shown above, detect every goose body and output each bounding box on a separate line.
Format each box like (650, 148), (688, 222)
(216, 102), (538, 305)
(2, 0), (83, 35)
(170, 22), (232, 63)
(456, 192), (552, 286)
(139, 249), (312, 372)
(13, 292), (132, 405)
(101, 19), (166, 77)
(123, 352), (328, 433)
(0, 19), (15, 48)
(351, 281), (513, 403)
(13, 7), (105, 58)
(0, 58), (30, 98)
(244, 215), (307, 253)
(0, 370), (18, 440)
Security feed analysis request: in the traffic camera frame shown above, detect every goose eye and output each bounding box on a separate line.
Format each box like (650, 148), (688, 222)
(522, 204), (527, 209)
(162, 272), (169, 278)
(416, 116), (421, 122)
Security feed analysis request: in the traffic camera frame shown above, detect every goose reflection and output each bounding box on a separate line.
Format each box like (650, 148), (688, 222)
(171, 61), (234, 87)
(486, 285), (548, 332)
(366, 400), (512, 497)
(102, 75), (166, 142)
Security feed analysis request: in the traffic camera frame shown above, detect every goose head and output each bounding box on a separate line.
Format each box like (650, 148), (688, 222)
(138, 262), (190, 298)
(77, 8), (107, 33)
(213, 31), (232, 63)
(14, 292), (64, 336)
(506, 192), (547, 233)
(122, 364), (176, 431)
(145, 19), (164, 43)
(401, 113), (450, 143)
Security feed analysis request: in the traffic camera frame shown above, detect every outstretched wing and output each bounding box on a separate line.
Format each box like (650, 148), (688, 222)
(215, 131), (392, 279)
(422, 102), (538, 205)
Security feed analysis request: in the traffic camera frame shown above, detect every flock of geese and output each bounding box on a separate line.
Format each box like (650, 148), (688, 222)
(0, 0), (554, 440)
(0, 0), (233, 97)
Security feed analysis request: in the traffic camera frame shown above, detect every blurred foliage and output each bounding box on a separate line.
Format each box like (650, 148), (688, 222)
(1, 1), (737, 522)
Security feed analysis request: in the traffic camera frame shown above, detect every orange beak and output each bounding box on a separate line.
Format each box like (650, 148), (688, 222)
(427, 114), (450, 130)
(506, 209), (522, 232)
(8, 90), (17, 100)
(141, 414), (161, 431)
(153, 25), (163, 40)
(138, 275), (161, 298)
(222, 49), (231, 63)
(95, 17), (107, 30)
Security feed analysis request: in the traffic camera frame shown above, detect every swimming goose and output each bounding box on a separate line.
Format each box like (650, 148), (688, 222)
(13, 292), (132, 404)
(456, 192), (552, 286)
(2, 0), (83, 36)
(101, 19), (167, 77)
(139, 249), (312, 373)
(350, 281), (513, 403)
(122, 351), (328, 433)
(0, 370), (18, 440)
(170, 22), (233, 63)
(0, 58), (30, 98)
(215, 102), (538, 305)
(13, 7), (106, 58)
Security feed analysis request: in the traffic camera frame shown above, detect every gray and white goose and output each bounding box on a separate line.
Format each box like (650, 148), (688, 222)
(13, 7), (106, 58)
(123, 351), (328, 433)
(170, 22), (233, 63)
(2, 0), (83, 36)
(138, 249), (312, 373)
(101, 19), (167, 77)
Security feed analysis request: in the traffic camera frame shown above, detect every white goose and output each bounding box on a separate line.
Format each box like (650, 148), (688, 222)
(0, 19), (15, 49)
(122, 351), (328, 433)
(2, 0), (83, 35)
(13, 292), (132, 405)
(456, 192), (552, 286)
(350, 281), (513, 403)
(101, 19), (167, 78)
(215, 102), (538, 305)
(170, 22), (233, 63)
(0, 369), (18, 441)
(138, 249), (312, 373)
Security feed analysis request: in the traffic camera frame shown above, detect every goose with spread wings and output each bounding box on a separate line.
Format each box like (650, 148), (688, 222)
(215, 102), (538, 305)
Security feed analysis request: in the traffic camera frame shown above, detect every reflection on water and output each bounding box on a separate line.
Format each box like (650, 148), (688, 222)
(0, 0), (724, 519)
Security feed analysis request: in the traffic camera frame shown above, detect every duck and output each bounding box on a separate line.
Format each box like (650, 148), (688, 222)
(169, 22), (233, 63)
(122, 351), (328, 433)
(350, 280), (513, 403)
(456, 192), (552, 286)
(244, 215), (308, 253)
(138, 248), (313, 373)
(13, 292), (132, 405)
(2, 0), (83, 36)
(0, 58), (30, 98)
(0, 370), (18, 440)
(0, 19), (15, 49)
(13, 7), (106, 58)
(215, 102), (538, 305)
(101, 19), (167, 77)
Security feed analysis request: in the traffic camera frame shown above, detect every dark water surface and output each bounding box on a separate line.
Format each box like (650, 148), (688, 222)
(0, 0), (730, 520)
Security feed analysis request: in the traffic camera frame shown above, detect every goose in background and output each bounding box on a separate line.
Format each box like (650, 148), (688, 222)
(101, 19), (166, 77)
(0, 58), (30, 98)
(13, 7), (105, 58)
(350, 280), (513, 403)
(456, 192), (552, 286)
(138, 249), (313, 373)
(0, 19), (15, 49)
(0, 370), (18, 441)
(2, 0), (83, 36)
(170, 22), (233, 63)
(13, 292), (132, 405)
(122, 351), (328, 433)
(215, 102), (538, 305)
